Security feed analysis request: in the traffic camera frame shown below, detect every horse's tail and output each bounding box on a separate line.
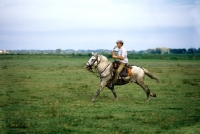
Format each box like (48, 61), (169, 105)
(142, 68), (160, 84)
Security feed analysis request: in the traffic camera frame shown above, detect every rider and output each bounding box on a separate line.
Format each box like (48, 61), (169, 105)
(110, 40), (128, 87)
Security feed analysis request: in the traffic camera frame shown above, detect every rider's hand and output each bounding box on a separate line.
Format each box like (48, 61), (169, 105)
(112, 51), (118, 58)
(112, 53), (117, 59)
(112, 51), (116, 55)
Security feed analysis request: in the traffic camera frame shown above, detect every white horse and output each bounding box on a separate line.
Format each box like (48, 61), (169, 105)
(86, 52), (160, 102)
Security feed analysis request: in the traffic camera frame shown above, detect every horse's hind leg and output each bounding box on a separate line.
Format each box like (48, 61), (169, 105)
(147, 85), (157, 97)
(136, 80), (151, 102)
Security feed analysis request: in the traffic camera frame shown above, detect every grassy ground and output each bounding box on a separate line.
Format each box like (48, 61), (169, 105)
(0, 55), (200, 133)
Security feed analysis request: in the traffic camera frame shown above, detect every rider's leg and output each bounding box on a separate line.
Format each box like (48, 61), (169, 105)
(112, 62), (125, 84)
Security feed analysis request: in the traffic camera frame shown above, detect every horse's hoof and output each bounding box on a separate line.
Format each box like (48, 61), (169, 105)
(152, 93), (156, 97)
(115, 98), (118, 101)
(150, 93), (156, 97)
(146, 100), (150, 102)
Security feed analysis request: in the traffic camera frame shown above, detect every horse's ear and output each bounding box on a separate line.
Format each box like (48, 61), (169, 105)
(92, 52), (98, 56)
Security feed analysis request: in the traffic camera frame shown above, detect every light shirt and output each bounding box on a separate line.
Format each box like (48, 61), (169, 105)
(118, 47), (128, 63)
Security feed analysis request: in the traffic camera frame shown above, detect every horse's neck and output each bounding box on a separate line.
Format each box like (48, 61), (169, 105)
(100, 55), (108, 62)
(97, 55), (110, 73)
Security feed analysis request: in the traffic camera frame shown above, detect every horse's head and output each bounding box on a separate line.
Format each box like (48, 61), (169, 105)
(86, 52), (101, 71)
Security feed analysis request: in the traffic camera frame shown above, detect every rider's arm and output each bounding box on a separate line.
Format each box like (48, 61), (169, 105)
(112, 52), (124, 60)
(112, 55), (124, 60)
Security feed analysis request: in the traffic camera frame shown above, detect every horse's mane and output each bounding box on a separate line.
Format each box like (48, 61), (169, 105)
(100, 55), (108, 61)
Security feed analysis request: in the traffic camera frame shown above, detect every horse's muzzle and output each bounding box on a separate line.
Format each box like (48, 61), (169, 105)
(86, 65), (92, 71)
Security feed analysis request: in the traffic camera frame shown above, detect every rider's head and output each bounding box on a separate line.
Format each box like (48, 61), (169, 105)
(116, 40), (124, 48)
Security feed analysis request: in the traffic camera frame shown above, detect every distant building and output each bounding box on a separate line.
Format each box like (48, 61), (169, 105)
(0, 50), (9, 54)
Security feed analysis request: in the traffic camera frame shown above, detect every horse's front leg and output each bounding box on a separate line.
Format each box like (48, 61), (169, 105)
(111, 88), (118, 101)
(91, 81), (107, 102)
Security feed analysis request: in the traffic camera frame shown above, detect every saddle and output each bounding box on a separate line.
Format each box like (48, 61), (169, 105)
(112, 61), (133, 77)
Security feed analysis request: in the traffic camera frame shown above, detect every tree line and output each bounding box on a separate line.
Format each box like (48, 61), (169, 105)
(136, 48), (200, 54)
(3, 47), (200, 55)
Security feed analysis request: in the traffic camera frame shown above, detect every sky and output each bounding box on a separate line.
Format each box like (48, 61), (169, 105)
(0, 0), (200, 51)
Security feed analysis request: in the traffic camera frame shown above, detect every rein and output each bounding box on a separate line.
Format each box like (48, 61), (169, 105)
(87, 55), (111, 78)
(99, 62), (110, 74)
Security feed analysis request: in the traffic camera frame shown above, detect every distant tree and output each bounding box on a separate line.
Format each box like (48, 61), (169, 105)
(50, 50), (53, 54)
(77, 53), (82, 56)
(146, 49), (151, 54)
(72, 53), (75, 57)
(56, 49), (62, 54)
(138, 50), (146, 54)
(197, 48), (200, 53)
(87, 53), (92, 57)
(155, 48), (162, 54)
(187, 48), (196, 54)
(169, 48), (186, 54)
(169, 49), (174, 54)
(130, 50), (136, 54)
(146, 49), (156, 54)
(180, 48), (187, 54)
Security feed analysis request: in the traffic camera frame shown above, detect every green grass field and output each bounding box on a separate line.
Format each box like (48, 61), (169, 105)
(0, 55), (200, 133)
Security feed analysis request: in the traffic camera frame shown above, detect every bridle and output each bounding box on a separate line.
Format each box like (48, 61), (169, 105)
(86, 46), (117, 71)
(86, 55), (100, 72)
(86, 55), (111, 78)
